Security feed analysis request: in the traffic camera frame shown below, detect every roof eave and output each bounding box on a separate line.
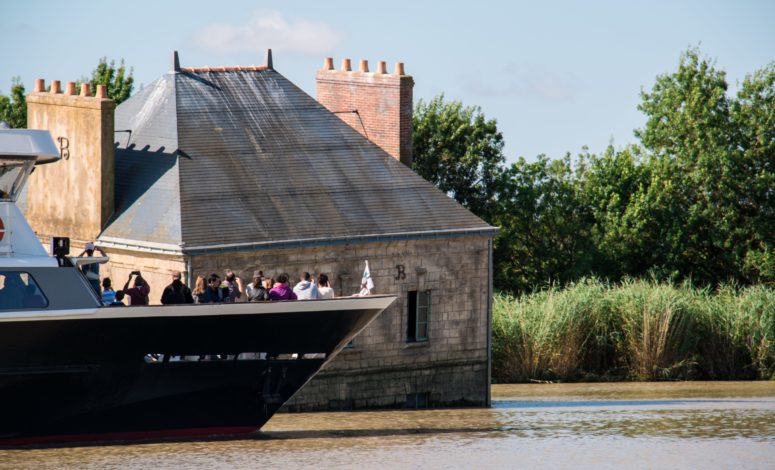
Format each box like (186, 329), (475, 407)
(97, 227), (499, 257)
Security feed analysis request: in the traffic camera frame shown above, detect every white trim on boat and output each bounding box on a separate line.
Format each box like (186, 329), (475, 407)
(0, 295), (396, 322)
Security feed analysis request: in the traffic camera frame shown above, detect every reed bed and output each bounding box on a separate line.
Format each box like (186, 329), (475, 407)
(492, 279), (775, 383)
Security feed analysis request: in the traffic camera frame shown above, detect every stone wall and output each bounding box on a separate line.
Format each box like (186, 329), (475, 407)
(96, 247), (186, 304)
(25, 81), (115, 245)
(191, 234), (492, 409)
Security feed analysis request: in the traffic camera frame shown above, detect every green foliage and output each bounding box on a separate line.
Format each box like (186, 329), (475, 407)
(579, 145), (651, 278)
(628, 48), (774, 285)
(0, 58), (134, 129)
(492, 155), (596, 293)
(0, 77), (27, 128)
(413, 47), (775, 293)
(88, 57), (134, 104)
(412, 94), (505, 220)
(492, 280), (775, 382)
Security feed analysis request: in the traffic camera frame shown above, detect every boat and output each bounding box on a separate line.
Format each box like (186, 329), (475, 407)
(0, 127), (395, 445)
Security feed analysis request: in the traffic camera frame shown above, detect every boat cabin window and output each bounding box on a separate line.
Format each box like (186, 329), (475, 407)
(0, 159), (34, 201)
(0, 271), (49, 310)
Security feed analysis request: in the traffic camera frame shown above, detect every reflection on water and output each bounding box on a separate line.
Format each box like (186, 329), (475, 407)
(2, 382), (775, 469)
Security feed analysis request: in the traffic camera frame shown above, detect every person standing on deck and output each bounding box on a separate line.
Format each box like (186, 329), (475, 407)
(246, 271), (269, 302)
(316, 273), (334, 299)
(160, 271), (194, 305)
(269, 274), (297, 301)
(201, 273), (226, 303)
(79, 242), (105, 295)
(293, 272), (319, 300)
(100, 277), (116, 306)
(192, 275), (207, 304)
(222, 270), (244, 302)
(123, 271), (150, 306)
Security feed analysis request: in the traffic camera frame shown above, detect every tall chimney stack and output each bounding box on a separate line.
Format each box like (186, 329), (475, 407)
(25, 78), (116, 244)
(316, 58), (414, 167)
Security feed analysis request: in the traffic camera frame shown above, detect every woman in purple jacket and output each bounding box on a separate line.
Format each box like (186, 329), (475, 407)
(268, 274), (297, 301)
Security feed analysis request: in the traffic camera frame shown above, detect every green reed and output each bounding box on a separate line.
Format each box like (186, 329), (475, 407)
(492, 279), (775, 383)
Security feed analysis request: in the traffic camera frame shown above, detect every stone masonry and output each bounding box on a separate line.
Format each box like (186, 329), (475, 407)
(192, 235), (492, 409)
(26, 80), (115, 245)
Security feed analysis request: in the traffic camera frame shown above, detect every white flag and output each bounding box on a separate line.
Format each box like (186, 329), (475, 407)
(358, 260), (374, 296)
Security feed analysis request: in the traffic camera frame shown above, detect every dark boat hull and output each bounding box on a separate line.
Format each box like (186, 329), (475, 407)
(0, 297), (393, 444)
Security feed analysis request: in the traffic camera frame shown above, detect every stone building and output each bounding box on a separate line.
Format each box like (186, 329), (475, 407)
(24, 52), (497, 409)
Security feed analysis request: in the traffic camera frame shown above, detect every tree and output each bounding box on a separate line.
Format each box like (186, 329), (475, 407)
(630, 48), (775, 285)
(412, 94), (506, 220)
(0, 78), (27, 128)
(0, 57), (134, 129)
(579, 144), (650, 279)
(732, 63), (775, 284)
(492, 155), (596, 293)
(88, 57), (134, 104)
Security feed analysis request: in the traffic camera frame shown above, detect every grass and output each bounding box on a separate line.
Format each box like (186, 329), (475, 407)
(492, 278), (775, 383)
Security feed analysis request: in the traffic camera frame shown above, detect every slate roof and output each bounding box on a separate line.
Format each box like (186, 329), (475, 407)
(100, 66), (495, 254)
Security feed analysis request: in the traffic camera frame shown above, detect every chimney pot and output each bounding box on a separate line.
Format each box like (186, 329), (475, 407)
(172, 50), (180, 72)
(265, 48), (273, 70)
(394, 62), (405, 76)
(96, 84), (108, 99)
(342, 58), (351, 72)
(80, 83), (91, 97)
(359, 59), (369, 73)
(323, 57), (334, 70)
(377, 61), (387, 74)
(50, 80), (61, 94)
(65, 82), (76, 96)
(34, 78), (45, 93)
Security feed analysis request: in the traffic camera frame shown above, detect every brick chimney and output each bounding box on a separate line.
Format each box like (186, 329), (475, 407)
(25, 79), (115, 244)
(316, 57), (414, 167)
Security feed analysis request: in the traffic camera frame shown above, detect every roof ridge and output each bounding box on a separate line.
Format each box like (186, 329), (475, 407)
(181, 66), (268, 72)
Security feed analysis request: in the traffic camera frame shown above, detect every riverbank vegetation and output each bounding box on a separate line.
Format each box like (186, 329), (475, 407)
(492, 279), (775, 382)
(418, 48), (774, 382)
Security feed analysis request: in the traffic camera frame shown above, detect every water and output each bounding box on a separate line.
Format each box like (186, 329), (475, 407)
(2, 382), (774, 469)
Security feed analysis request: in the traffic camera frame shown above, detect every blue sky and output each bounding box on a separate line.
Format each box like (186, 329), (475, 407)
(1, 0), (773, 162)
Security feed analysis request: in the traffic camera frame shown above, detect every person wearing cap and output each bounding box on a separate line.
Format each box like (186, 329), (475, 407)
(160, 271), (194, 305)
(78, 242), (106, 295)
(245, 270), (269, 302)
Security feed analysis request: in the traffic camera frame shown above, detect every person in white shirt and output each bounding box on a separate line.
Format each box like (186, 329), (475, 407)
(316, 273), (334, 299)
(293, 272), (318, 300)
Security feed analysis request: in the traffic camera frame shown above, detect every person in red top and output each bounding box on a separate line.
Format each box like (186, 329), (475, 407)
(123, 271), (150, 306)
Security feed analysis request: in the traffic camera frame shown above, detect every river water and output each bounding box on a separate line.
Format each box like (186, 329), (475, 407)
(2, 382), (774, 469)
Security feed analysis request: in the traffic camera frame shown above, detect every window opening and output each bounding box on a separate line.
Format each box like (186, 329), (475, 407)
(0, 271), (49, 310)
(407, 290), (430, 342)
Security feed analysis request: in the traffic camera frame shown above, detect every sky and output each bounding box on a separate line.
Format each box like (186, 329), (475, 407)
(1, 0), (773, 162)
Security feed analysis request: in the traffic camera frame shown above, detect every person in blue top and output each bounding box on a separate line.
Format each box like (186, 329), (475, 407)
(101, 277), (116, 305)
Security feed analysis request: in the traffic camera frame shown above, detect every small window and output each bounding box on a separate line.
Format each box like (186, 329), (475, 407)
(406, 392), (429, 409)
(407, 290), (430, 342)
(0, 271), (49, 310)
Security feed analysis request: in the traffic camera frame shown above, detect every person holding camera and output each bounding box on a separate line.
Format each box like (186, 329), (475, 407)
(123, 271), (150, 306)
(78, 242), (106, 295)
